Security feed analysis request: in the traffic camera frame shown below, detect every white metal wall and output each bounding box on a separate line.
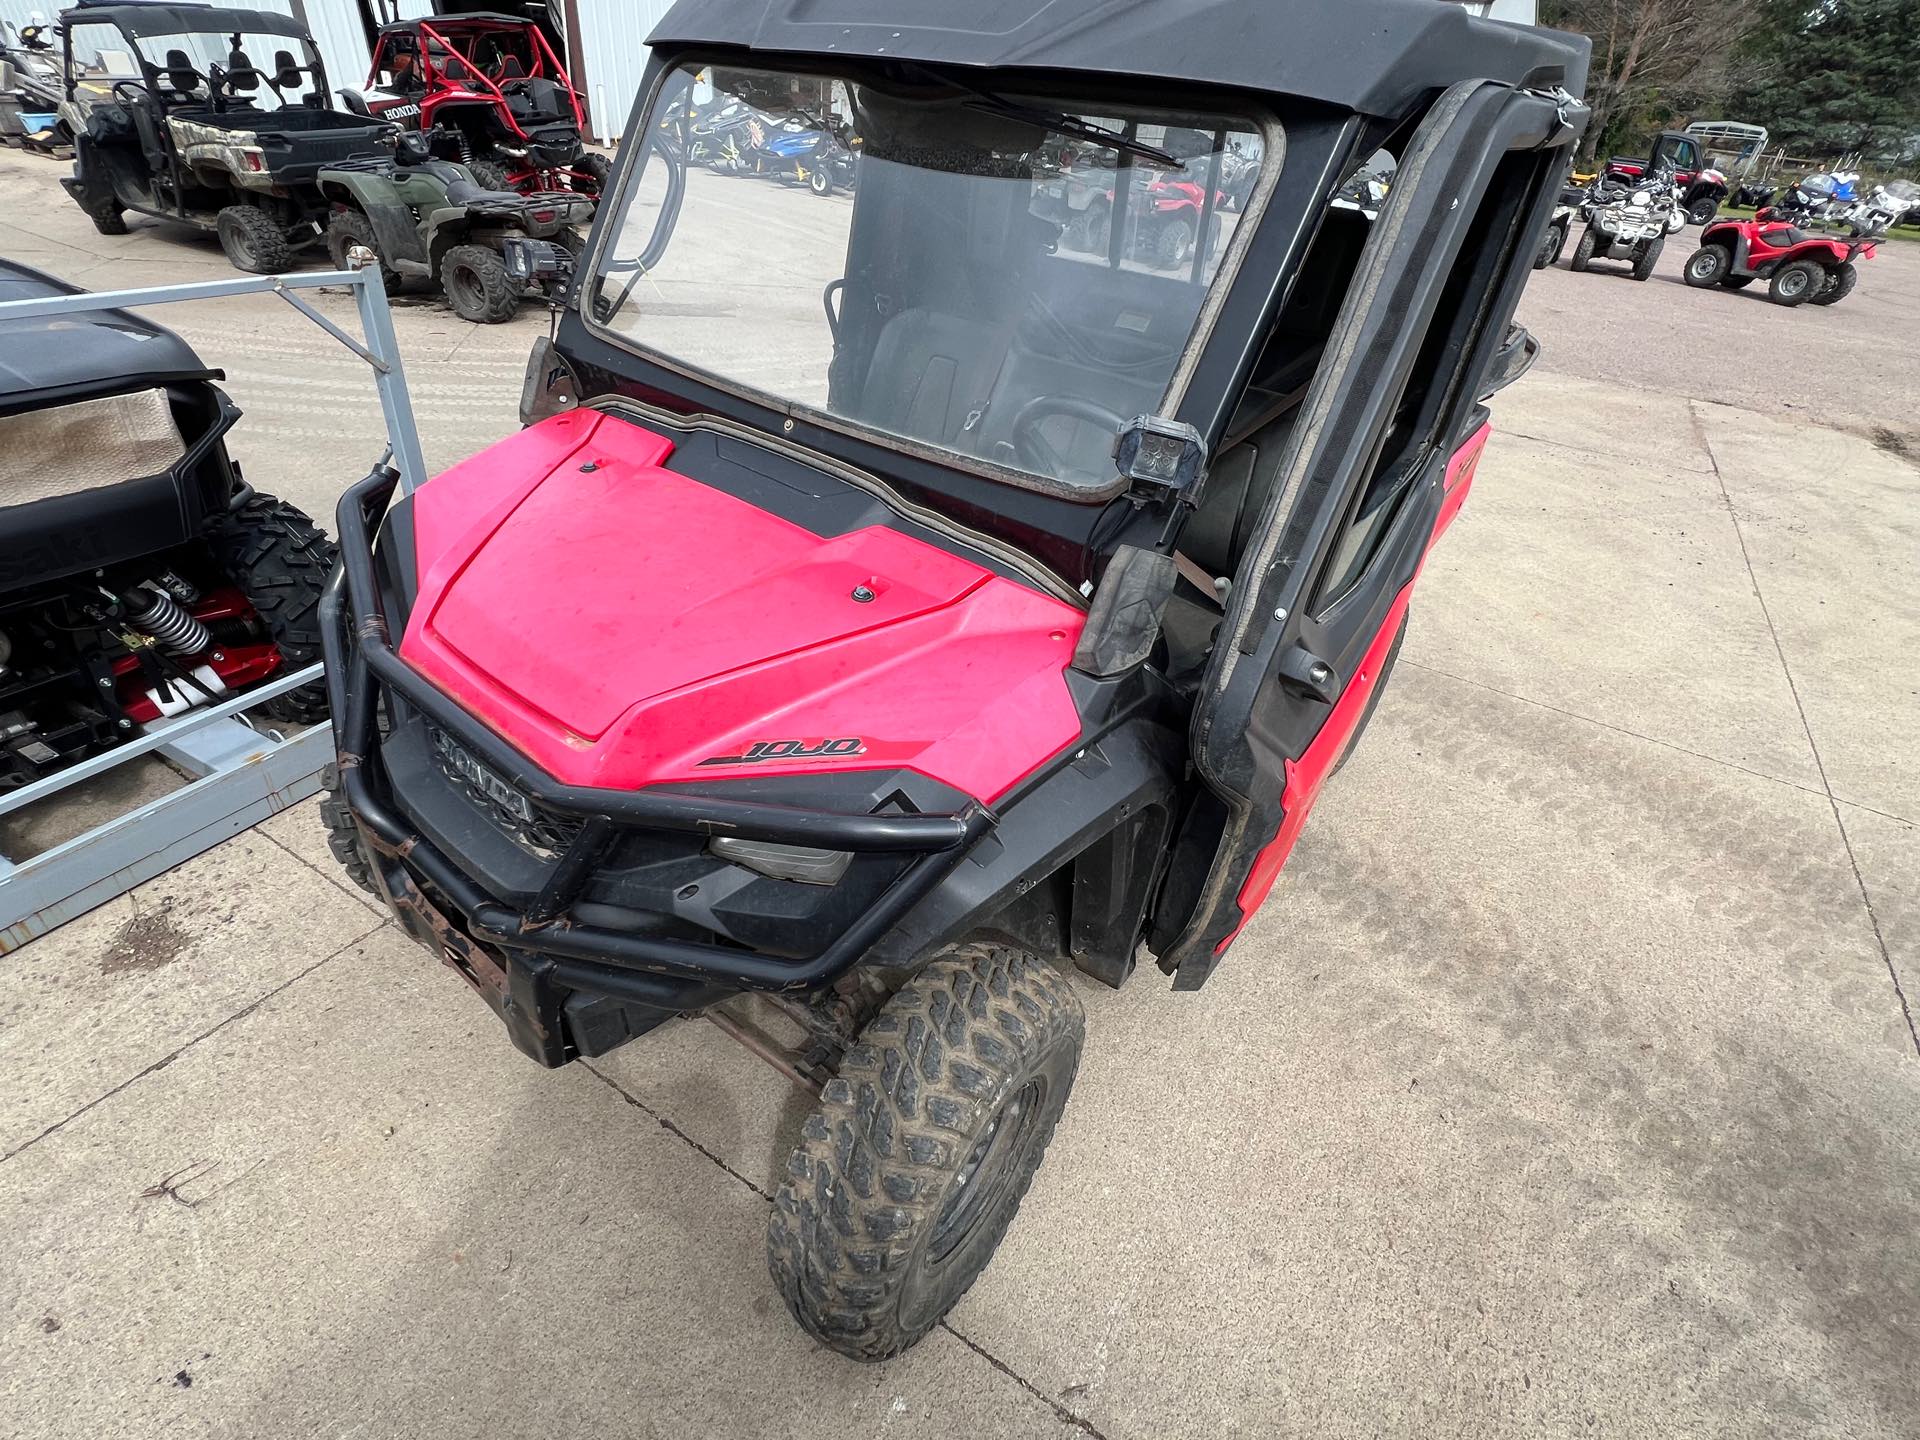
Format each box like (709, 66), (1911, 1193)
(293, 0), (432, 104)
(299, 0), (660, 139)
(573, 0), (671, 142)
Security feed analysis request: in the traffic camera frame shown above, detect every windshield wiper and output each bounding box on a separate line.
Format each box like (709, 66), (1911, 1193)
(904, 66), (1181, 169)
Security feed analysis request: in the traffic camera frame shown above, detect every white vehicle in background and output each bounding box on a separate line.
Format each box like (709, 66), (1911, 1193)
(1842, 180), (1920, 236)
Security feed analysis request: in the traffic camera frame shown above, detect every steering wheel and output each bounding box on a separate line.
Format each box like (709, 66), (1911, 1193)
(111, 78), (151, 106)
(1010, 395), (1129, 480)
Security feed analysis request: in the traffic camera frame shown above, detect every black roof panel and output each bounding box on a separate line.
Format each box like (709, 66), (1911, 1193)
(59, 2), (311, 40)
(0, 260), (214, 414)
(648, 0), (1589, 118)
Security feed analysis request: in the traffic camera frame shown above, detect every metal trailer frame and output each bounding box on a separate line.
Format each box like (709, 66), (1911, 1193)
(0, 267), (426, 951)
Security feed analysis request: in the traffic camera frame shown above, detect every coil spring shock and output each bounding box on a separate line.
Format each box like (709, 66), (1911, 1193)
(124, 587), (211, 656)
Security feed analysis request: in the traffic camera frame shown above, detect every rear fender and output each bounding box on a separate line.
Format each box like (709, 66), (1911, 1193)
(321, 174), (430, 267)
(425, 217), (476, 272)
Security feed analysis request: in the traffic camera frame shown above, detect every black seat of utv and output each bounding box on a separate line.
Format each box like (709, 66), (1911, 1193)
(852, 308), (1001, 445)
(852, 306), (1162, 482)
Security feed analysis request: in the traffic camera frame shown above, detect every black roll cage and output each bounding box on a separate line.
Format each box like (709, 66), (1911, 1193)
(61, 9), (330, 109)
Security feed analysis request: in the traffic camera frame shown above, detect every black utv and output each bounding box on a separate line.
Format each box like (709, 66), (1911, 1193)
(0, 260), (333, 792)
(57, 2), (391, 271)
(321, 0), (1589, 1360)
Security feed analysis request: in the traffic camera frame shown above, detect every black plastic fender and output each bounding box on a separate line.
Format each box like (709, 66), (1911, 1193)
(864, 716), (1184, 982)
(319, 174), (431, 269)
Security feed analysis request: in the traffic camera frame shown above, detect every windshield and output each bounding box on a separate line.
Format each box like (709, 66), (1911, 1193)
(132, 31), (318, 110)
(589, 63), (1271, 494)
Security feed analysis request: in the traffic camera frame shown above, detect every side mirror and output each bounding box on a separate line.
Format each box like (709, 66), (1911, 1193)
(1479, 323), (1538, 400)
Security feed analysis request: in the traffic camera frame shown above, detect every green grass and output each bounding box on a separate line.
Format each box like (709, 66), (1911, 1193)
(1714, 203), (1920, 242)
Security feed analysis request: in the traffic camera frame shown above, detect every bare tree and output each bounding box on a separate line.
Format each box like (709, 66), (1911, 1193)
(1544, 0), (1762, 160)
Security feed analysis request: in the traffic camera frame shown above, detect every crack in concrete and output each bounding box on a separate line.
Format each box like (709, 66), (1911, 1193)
(580, 1059), (771, 1200)
(580, 1059), (1111, 1438)
(0, 922), (385, 1165)
(257, 822), (394, 914)
(1690, 403), (1920, 1059)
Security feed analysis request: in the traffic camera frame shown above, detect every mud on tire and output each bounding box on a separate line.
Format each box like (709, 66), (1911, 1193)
(215, 204), (292, 274)
(206, 492), (335, 724)
(768, 943), (1084, 1361)
(326, 208), (403, 292)
(441, 243), (520, 323)
(319, 763), (377, 893)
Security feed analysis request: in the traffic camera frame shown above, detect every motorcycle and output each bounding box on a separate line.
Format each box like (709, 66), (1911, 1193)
(0, 18), (68, 149)
(1836, 180), (1920, 238)
(1759, 173), (1837, 225)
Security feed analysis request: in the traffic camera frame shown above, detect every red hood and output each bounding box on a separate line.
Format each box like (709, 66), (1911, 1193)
(397, 411), (1087, 802)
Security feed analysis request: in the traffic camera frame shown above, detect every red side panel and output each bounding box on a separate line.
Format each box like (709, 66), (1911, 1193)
(1218, 421), (1491, 948)
(398, 411), (1087, 804)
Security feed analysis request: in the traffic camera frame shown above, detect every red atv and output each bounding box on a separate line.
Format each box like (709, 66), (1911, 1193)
(1060, 148), (1230, 269)
(344, 15), (605, 196)
(1683, 215), (1876, 306)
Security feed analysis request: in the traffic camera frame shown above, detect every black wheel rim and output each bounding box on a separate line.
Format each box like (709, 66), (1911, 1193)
(924, 1076), (1048, 1267)
(447, 263), (483, 311)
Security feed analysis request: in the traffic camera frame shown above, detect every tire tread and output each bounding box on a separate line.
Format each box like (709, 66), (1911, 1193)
(767, 943), (1083, 1361)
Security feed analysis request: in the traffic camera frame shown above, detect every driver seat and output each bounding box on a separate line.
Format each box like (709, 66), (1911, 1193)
(1759, 224), (1808, 247)
(852, 308), (1001, 450)
(159, 48), (202, 101)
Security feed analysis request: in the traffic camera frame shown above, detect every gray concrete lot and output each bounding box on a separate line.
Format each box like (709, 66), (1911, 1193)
(3, 145), (1918, 1438)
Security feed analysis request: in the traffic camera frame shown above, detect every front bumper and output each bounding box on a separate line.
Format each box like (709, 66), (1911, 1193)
(322, 465), (989, 1065)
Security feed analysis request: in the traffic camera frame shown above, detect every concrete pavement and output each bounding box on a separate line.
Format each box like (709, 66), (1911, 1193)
(3, 147), (1918, 1438)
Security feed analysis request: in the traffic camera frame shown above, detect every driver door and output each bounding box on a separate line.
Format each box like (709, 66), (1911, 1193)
(1651, 132), (1701, 178)
(1162, 80), (1584, 986)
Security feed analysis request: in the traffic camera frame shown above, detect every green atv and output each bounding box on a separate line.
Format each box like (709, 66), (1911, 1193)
(317, 137), (592, 323)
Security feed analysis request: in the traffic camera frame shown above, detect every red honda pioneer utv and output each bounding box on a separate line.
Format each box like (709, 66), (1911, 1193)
(344, 13), (603, 196)
(320, 0), (1588, 1359)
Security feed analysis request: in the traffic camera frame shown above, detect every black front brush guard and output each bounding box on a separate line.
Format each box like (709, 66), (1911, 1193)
(323, 465), (993, 1011)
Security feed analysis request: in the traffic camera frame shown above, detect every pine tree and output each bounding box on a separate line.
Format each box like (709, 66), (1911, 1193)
(1728, 0), (1920, 161)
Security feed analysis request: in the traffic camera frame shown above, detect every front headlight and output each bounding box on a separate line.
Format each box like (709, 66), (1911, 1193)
(710, 837), (852, 885)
